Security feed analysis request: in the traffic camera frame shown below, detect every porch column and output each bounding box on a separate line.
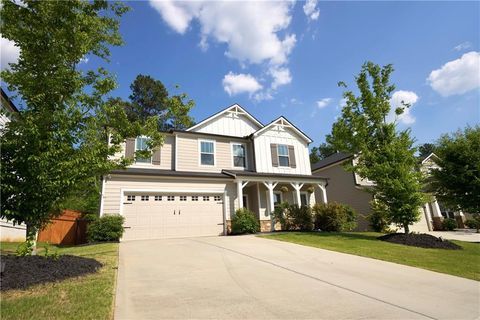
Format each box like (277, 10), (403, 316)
(290, 182), (304, 205)
(236, 180), (249, 209)
(317, 183), (328, 204)
(423, 203), (433, 231)
(262, 181), (278, 231)
(430, 199), (443, 230)
(237, 180), (243, 209)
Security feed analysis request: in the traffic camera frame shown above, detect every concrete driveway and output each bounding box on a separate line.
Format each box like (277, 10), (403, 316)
(115, 236), (479, 320)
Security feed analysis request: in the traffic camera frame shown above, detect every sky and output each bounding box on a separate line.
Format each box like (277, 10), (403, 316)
(1, 1), (479, 149)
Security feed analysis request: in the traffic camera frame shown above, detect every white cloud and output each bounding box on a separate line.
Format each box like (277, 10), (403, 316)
(453, 41), (472, 51)
(1, 36), (20, 70)
(150, 1), (295, 66)
(427, 51), (480, 97)
(222, 72), (262, 96)
(317, 98), (333, 109)
(303, 0), (320, 21)
(270, 67), (292, 89)
(149, 0), (296, 99)
(338, 98), (347, 109)
(388, 90), (419, 125)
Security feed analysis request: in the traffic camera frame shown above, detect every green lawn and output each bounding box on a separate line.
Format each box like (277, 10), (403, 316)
(1, 242), (119, 320)
(259, 232), (480, 281)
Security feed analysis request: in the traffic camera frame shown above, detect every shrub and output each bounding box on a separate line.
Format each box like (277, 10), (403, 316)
(312, 202), (357, 232)
(465, 214), (480, 233)
(231, 208), (259, 235)
(367, 201), (392, 232)
(272, 203), (313, 231)
(442, 218), (457, 231)
(87, 215), (125, 242)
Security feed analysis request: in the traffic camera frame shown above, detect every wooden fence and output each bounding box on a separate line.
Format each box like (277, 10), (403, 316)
(37, 210), (88, 245)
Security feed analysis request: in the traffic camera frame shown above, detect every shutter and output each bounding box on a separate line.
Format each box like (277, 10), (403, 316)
(152, 148), (161, 165)
(125, 138), (135, 159)
(270, 144), (278, 167)
(288, 145), (296, 168)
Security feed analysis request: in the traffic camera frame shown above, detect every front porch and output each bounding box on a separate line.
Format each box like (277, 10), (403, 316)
(223, 170), (328, 232)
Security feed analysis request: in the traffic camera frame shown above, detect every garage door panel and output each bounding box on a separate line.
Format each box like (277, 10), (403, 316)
(122, 193), (224, 240)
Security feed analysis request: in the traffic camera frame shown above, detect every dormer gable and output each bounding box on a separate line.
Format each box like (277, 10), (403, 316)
(252, 116), (312, 144)
(187, 104), (263, 137)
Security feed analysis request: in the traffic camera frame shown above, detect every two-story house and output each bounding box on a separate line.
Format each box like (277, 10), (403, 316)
(100, 104), (328, 241)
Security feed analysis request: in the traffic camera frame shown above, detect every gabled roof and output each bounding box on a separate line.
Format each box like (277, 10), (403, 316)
(420, 152), (440, 164)
(251, 116), (312, 143)
(186, 103), (264, 132)
(311, 152), (351, 172)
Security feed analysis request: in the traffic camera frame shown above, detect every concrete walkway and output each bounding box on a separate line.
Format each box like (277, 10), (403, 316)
(115, 236), (479, 320)
(427, 229), (480, 242)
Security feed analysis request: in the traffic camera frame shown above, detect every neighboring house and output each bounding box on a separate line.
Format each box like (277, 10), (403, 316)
(100, 104), (328, 241)
(0, 88), (26, 242)
(311, 152), (457, 232)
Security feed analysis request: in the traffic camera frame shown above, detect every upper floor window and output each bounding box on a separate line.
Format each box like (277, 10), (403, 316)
(136, 137), (151, 164)
(232, 143), (246, 168)
(277, 144), (290, 167)
(200, 140), (215, 166)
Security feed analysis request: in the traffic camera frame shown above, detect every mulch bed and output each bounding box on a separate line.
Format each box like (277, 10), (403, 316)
(378, 233), (462, 250)
(0, 255), (102, 291)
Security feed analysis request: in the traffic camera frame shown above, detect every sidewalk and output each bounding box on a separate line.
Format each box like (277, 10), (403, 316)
(427, 229), (480, 242)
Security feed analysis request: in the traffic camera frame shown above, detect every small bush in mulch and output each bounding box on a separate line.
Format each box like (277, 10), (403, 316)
(0, 255), (102, 291)
(378, 233), (462, 250)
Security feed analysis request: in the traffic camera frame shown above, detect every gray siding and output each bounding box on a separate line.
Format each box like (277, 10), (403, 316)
(313, 162), (373, 231)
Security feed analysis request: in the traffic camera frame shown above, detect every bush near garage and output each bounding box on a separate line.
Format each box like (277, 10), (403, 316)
(442, 218), (457, 231)
(231, 208), (259, 235)
(87, 215), (125, 242)
(312, 202), (357, 232)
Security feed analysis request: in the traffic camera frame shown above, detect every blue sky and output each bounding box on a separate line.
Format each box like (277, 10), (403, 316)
(2, 1), (479, 148)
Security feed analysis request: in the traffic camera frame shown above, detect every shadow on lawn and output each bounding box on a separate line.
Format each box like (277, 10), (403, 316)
(296, 232), (379, 241)
(0, 255), (102, 291)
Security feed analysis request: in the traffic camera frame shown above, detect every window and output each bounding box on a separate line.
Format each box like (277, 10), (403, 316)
(273, 192), (282, 208)
(192, 196), (199, 201)
(136, 137), (151, 163)
(214, 195), (221, 202)
(300, 193), (309, 206)
(167, 196), (175, 201)
(277, 144), (289, 167)
(180, 196), (187, 201)
(141, 195), (149, 201)
(155, 195), (162, 201)
(242, 195), (248, 209)
(203, 196), (210, 201)
(232, 144), (246, 168)
(127, 195), (136, 201)
(200, 140), (215, 166)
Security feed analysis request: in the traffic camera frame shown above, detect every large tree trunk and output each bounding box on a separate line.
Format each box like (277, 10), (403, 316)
(403, 223), (410, 234)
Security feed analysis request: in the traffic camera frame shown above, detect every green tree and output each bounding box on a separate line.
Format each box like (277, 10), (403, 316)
(125, 76), (195, 130)
(430, 126), (480, 214)
(327, 62), (425, 233)
(0, 0), (162, 253)
(310, 142), (337, 164)
(418, 143), (437, 158)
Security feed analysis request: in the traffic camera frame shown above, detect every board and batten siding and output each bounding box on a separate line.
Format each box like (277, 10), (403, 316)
(101, 175), (238, 220)
(176, 133), (254, 173)
(253, 126), (311, 175)
(192, 112), (260, 137)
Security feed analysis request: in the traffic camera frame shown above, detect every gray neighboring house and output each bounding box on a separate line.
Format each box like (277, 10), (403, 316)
(311, 152), (462, 232)
(0, 88), (26, 242)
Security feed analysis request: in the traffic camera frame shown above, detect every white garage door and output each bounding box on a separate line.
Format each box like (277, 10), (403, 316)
(122, 193), (224, 241)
